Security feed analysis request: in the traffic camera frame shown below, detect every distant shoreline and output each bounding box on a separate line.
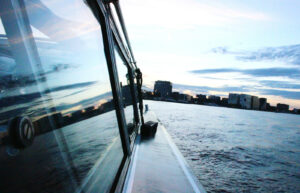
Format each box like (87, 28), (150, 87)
(143, 98), (300, 115)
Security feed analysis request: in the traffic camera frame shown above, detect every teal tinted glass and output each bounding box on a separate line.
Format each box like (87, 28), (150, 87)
(0, 1), (123, 192)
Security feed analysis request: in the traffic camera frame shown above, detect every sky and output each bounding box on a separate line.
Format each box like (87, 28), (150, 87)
(119, 0), (300, 109)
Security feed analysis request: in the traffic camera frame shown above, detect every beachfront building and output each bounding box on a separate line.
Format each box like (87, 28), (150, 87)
(293, 108), (300, 114)
(221, 97), (228, 105)
(196, 94), (207, 103)
(228, 93), (240, 105)
(277, 103), (289, 112)
(208, 95), (221, 103)
(259, 98), (267, 110)
(154, 81), (172, 98)
(251, 96), (260, 110)
(239, 94), (252, 109)
(186, 94), (193, 102)
(172, 92), (180, 101)
(178, 94), (187, 102)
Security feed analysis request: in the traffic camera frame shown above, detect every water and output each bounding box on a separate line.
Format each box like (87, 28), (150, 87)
(0, 110), (123, 193)
(145, 100), (300, 193)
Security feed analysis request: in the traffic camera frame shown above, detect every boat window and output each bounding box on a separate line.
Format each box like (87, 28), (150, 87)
(109, 3), (129, 52)
(0, 18), (16, 98)
(114, 49), (137, 141)
(0, 1), (124, 192)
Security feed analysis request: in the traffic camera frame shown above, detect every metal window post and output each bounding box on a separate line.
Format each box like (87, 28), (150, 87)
(89, 0), (131, 156)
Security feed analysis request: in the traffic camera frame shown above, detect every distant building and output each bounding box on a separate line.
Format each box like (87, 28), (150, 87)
(143, 91), (154, 99)
(293, 108), (300, 114)
(221, 97), (228, 105)
(186, 94), (192, 102)
(239, 94), (252, 109)
(228, 93), (240, 105)
(154, 81), (172, 98)
(208, 95), (221, 103)
(196, 94), (206, 103)
(277, 103), (289, 112)
(259, 98), (267, 110)
(178, 94), (187, 102)
(267, 103), (276, 112)
(251, 96), (259, 110)
(172, 92), (180, 101)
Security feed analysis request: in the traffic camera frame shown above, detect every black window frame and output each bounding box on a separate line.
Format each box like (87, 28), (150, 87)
(107, 2), (140, 148)
(86, 0), (140, 192)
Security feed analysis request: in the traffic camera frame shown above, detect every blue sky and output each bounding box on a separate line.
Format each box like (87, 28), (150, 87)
(1, 0), (299, 109)
(121, 0), (300, 109)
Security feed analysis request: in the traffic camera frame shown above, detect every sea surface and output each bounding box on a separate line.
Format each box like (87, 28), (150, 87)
(145, 100), (300, 193)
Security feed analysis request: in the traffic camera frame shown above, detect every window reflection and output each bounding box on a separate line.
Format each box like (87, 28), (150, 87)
(114, 49), (137, 142)
(109, 3), (129, 53)
(0, 1), (124, 192)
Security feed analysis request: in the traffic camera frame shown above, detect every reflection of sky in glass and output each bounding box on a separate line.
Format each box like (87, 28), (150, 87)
(0, 1), (124, 192)
(109, 3), (129, 52)
(0, 0), (114, 121)
(115, 51), (128, 86)
(0, 18), (15, 76)
(115, 49), (135, 124)
(0, 18), (4, 33)
(26, 0), (111, 113)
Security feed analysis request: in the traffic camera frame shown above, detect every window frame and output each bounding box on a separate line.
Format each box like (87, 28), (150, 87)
(86, 0), (140, 192)
(107, 2), (141, 141)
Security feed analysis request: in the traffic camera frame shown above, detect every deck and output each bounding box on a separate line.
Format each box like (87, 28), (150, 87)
(122, 111), (206, 193)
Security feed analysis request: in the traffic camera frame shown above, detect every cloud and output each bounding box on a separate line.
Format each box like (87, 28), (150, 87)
(201, 76), (228, 80)
(44, 81), (97, 94)
(55, 91), (112, 112)
(0, 57), (15, 75)
(245, 68), (300, 78)
(26, 0), (100, 42)
(0, 81), (98, 108)
(237, 44), (300, 65)
(259, 80), (300, 89)
(211, 47), (229, 54)
(191, 68), (237, 74)
(174, 83), (300, 100)
(190, 67), (300, 79)
(122, 0), (269, 29)
(173, 84), (211, 93)
(259, 89), (300, 100)
(174, 83), (252, 94)
(212, 44), (300, 66)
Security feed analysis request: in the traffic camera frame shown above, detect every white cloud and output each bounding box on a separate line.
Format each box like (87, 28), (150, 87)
(121, 0), (270, 29)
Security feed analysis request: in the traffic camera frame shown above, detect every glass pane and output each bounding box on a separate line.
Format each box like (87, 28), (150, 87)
(114, 49), (137, 141)
(0, 1), (123, 192)
(109, 3), (129, 52)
